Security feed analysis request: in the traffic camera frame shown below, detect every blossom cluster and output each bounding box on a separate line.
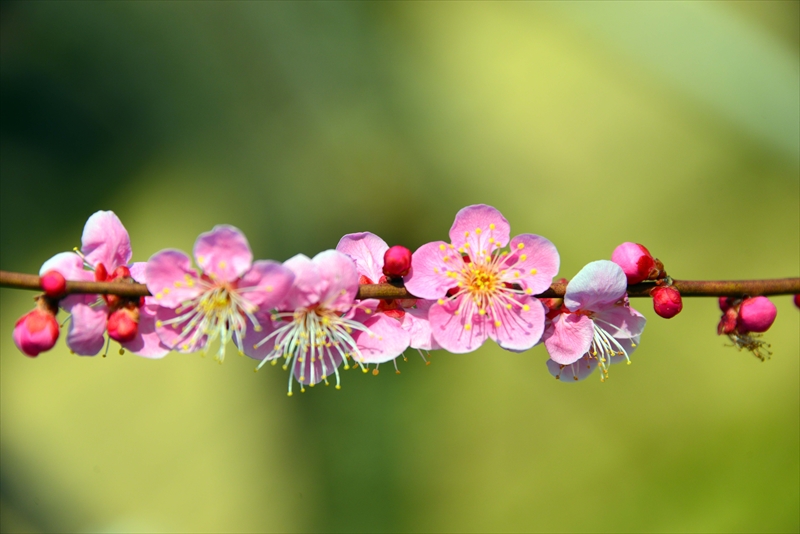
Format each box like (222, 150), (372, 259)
(12, 206), (786, 393)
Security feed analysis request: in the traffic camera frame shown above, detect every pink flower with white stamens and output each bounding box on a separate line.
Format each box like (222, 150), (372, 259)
(404, 205), (559, 353)
(336, 232), (439, 353)
(243, 250), (409, 395)
(38, 211), (169, 358)
(542, 260), (646, 382)
(146, 225), (294, 363)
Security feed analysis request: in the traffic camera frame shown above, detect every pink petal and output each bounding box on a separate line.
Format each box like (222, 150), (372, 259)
(193, 225), (253, 282)
(401, 300), (441, 351)
(281, 254), (324, 310)
(564, 260), (627, 313)
(546, 355), (598, 382)
(542, 313), (594, 365)
(352, 314), (410, 364)
(237, 260), (295, 310)
(129, 262), (148, 284)
(449, 204), (510, 254)
(66, 303), (108, 356)
(592, 304), (647, 340)
(336, 232), (388, 283)
(486, 296), (545, 352)
(502, 234), (560, 295)
(145, 250), (203, 308)
(154, 306), (206, 353)
(293, 346), (343, 386)
(428, 299), (488, 353)
(242, 312), (278, 361)
(121, 304), (170, 358)
(40, 252), (95, 310)
(314, 250), (359, 312)
(404, 241), (459, 300)
(81, 211), (132, 271)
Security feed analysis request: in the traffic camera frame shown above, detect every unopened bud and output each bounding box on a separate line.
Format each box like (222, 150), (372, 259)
(41, 270), (67, 298)
(107, 307), (139, 343)
(112, 265), (131, 280)
(13, 301), (59, 357)
(718, 296), (736, 312)
(383, 245), (412, 278)
(94, 262), (108, 281)
(651, 286), (682, 318)
(737, 296), (777, 334)
(717, 307), (738, 335)
(611, 242), (656, 285)
(794, 294), (799, 309)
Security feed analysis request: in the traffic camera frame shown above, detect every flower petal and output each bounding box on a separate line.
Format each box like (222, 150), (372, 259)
(242, 312), (279, 361)
(428, 299), (488, 353)
(154, 306), (206, 353)
(592, 304), (646, 340)
(121, 303), (170, 358)
(145, 250), (203, 308)
(352, 314), (410, 364)
(237, 260), (295, 310)
(66, 303), (108, 356)
(81, 211), (132, 271)
(335, 232), (388, 283)
(281, 254), (323, 310)
(564, 260), (627, 313)
(449, 204), (510, 254)
(404, 241), (458, 300)
(314, 250), (359, 312)
(487, 296), (545, 352)
(401, 300), (441, 351)
(542, 313), (594, 365)
(193, 225), (253, 282)
(129, 262), (148, 284)
(502, 234), (560, 295)
(546, 354), (598, 382)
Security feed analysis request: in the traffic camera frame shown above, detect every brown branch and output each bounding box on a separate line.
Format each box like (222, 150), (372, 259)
(1, 270), (798, 300)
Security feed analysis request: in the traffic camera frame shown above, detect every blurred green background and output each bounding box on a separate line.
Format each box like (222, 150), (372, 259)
(1, 2), (798, 532)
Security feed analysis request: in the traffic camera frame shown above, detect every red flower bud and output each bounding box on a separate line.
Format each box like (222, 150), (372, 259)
(737, 296), (776, 334)
(13, 304), (59, 357)
(107, 307), (139, 343)
(40, 270), (67, 298)
(94, 262), (108, 281)
(717, 307), (738, 335)
(794, 294), (800, 309)
(651, 286), (683, 318)
(611, 242), (656, 285)
(383, 245), (412, 278)
(112, 265), (131, 280)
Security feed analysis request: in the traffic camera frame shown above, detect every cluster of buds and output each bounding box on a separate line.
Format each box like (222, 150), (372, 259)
(611, 242), (682, 319)
(9, 207), (795, 393)
(717, 296), (778, 361)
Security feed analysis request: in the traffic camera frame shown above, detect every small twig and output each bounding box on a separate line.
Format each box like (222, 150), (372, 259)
(1, 270), (798, 300)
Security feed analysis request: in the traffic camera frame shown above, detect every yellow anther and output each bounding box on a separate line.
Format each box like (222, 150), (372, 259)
(522, 304), (530, 312)
(299, 376), (305, 381)
(218, 261), (227, 270)
(434, 267), (439, 273)
(443, 256), (449, 262)
(517, 243), (524, 250)
(488, 237), (494, 243)
(464, 243), (470, 248)
(479, 309), (486, 316)
(365, 309), (372, 314)
(282, 365), (288, 370)
(525, 288), (533, 294)
(254, 325), (262, 332)
(182, 344), (189, 351)
(156, 320), (163, 327)
(362, 367), (368, 373)
(266, 285), (273, 292)
(475, 228), (482, 234)
(163, 288), (170, 294)
(155, 293), (163, 300)
(627, 361), (632, 365)
(464, 231), (470, 237)
(464, 323), (472, 331)
(174, 281), (182, 288)
(530, 269), (537, 275)
(631, 342), (637, 347)
(494, 320), (501, 327)
(438, 299), (444, 305)
(344, 364), (350, 370)
(439, 244), (446, 251)
(119, 348), (125, 355)
(520, 254), (527, 261)
(372, 369), (379, 376)
(489, 223), (495, 230)
(506, 304), (512, 309)
(321, 375), (327, 380)
(514, 272), (520, 278)
(197, 255), (205, 263)
(454, 310), (460, 315)
(287, 392), (293, 397)
(335, 385), (341, 390)
(271, 359), (278, 366)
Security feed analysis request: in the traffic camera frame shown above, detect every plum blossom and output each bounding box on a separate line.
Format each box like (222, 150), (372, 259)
(146, 225), (294, 363)
(39, 211), (169, 358)
(542, 260), (646, 382)
(13, 297), (60, 357)
(244, 250), (409, 395)
(404, 204), (559, 353)
(336, 232), (439, 355)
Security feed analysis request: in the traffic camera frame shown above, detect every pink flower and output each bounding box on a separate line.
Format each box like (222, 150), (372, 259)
(611, 242), (657, 285)
(243, 250), (410, 395)
(39, 211), (169, 358)
(336, 232), (439, 352)
(404, 204), (559, 353)
(543, 260), (646, 382)
(13, 298), (60, 357)
(146, 225), (294, 363)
